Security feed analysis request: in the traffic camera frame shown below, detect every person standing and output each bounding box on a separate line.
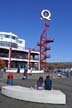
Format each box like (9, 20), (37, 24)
(44, 75), (52, 90)
(0, 68), (4, 79)
(22, 66), (28, 80)
(17, 66), (20, 73)
(29, 67), (32, 75)
(0, 68), (4, 89)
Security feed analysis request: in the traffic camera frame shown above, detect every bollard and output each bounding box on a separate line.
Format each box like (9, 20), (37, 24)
(7, 73), (13, 85)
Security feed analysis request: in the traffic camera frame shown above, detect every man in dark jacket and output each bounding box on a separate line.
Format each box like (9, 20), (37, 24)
(45, 75), (52, 90)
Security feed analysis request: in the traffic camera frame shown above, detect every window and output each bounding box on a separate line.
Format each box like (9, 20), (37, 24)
(11, 42), (17, 48)
(11, 36), (16, 40)
(0, 34), (4, 37)
(11, 36), (18, 42)
(19, 40), (22, 44)
(5, 35), (10, 38)
(0, 34), (4, 39)
(0, 41), (17, 48)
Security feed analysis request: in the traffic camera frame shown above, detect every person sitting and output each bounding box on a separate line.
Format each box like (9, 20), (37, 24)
(44, 75), (52, 90)
(37, 76), (43, 90)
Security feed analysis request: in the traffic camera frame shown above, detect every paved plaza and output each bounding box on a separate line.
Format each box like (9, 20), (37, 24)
(0, 73), (72, 108)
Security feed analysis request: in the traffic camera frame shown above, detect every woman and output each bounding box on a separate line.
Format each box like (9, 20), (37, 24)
(37, 76), (43, 90)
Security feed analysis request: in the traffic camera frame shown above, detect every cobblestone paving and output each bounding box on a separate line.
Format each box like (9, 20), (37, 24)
(0, 73), (72, 108)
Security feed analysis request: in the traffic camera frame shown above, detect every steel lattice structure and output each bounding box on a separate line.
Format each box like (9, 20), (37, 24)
(37, 22), (54, 70)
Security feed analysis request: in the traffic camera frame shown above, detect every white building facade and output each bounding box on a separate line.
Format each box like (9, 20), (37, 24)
(0, 32), (40, 70)
(0, 32), (25, 49)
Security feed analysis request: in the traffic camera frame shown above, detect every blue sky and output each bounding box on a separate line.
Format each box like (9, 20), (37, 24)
(0, 0), (72, 62)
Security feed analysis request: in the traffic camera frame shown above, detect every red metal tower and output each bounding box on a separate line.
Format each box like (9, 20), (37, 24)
(37, 21), (54, 70)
